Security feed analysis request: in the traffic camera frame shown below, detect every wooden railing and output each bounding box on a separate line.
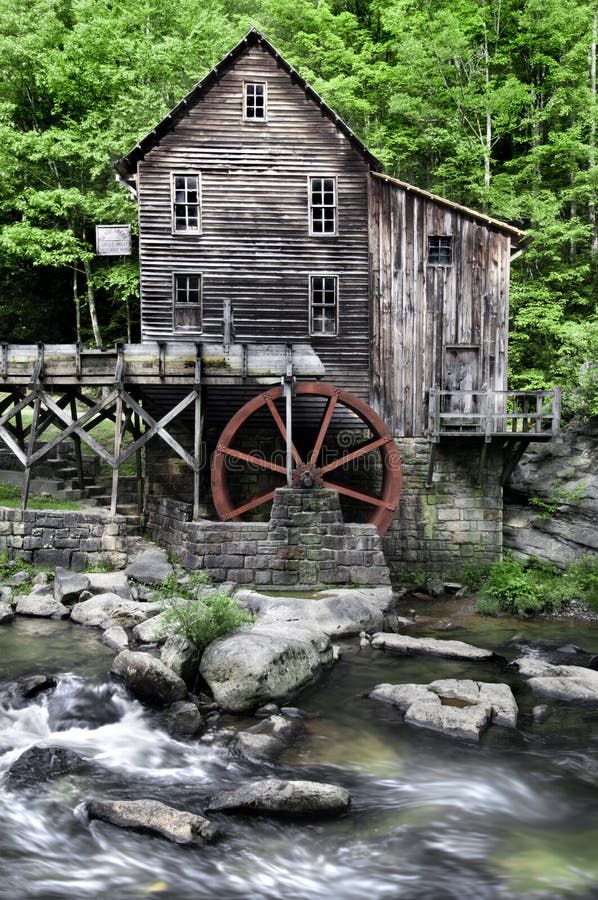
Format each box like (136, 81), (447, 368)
(428, 388), (561, 441)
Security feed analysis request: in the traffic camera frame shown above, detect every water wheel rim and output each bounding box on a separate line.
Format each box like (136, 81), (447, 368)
(211, 381), (402, 536)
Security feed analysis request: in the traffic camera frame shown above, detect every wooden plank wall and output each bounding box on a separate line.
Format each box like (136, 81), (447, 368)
(369, 176), (511, 437)
(137, 44), (371, 403)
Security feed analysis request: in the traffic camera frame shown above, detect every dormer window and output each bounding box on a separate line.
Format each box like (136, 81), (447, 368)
(172, 174), (200, 233)
(309, 176), (337, 235)
(244, 82), (266, 120)
(428, 235), (452, 266)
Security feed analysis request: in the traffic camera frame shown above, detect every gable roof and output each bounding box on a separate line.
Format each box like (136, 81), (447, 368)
(115, 27), (381, 177)
(115, 28), (525, 243)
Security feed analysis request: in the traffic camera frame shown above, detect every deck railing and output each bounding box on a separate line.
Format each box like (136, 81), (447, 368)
(428, 388), (561, 441)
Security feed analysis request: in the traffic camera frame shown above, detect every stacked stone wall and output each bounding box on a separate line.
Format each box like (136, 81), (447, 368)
(0, 508), (130, 570)
(146, 489), (390, 587)
(383, 438), (504, 581)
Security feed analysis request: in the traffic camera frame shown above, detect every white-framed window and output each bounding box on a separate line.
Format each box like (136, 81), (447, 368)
(173, 273), (202, 331)
(309, 275), (338, 336)
(172, 173), (201, 234)
(309, 176), (337, 235)
(428, 235), (452, 266)
(244, 82), (267, 121)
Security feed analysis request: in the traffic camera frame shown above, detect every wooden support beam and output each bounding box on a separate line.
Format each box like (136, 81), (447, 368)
(29, 391), (119, 467)
(193, 389), (202, 520)
(22, 391), (41, 510)
(116, 390), (198, 470)
(69, 394), (86, 492)
(111, 391), (123, 515)
(501, 439), (531, 486)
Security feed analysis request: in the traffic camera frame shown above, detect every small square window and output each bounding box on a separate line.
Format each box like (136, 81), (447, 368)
(244, 82), (266, 120)
(428, 235), (452, 266)
(174, 273), (201, 305)
(310, 176), (337, 235)
(172, 174), (201, 233)
(310, 275), (338, 335)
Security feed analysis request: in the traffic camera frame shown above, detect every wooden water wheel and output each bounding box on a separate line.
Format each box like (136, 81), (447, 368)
(211, 381), (402, 536)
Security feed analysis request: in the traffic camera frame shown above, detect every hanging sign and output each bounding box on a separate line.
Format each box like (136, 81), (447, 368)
(95, 224), (132, 256)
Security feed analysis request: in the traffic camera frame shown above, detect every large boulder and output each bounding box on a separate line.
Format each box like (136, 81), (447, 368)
(160, 634), (199, 688)
(236, 587), (394, 637)
(70, 594), (161, 629)
(0, 601), (15, 624)
(371, 633), (494, 660)
(84, 798), (218, 844)
(208, 779), (350, 816)
(125, 547), (173, 585)
(7, 746), (88, 785)
(200, 622), (333, 713)
(111, 650), (188, 707)
(369, 678), (518, 740)
(16, 586), (69, 619)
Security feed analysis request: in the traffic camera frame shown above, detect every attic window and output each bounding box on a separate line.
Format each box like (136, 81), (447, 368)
(172, 174), (201, 233)
(244, 82), (266, 120)
(310, 275), (338, 335)
(428, 235), (452, 266)
(310, 177), (337, 234)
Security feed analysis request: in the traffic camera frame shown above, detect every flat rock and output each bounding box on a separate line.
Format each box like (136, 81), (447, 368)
(16, 586), (69, 619)
(71, 594), (161, 629)
(125, 547), (173, 586)
(85, 798), (217, 844)
(369, 678), (518, 739)
(200, 622), (332, 713)
(54, 567), (90, 604)
(371, 633), (494, 660)
(86, 572), (132, 600)
(111, 650), (188, 707)
(236, 587), (393, 637)
(513, 655), (598, 701)
(208, 779), (350, 816)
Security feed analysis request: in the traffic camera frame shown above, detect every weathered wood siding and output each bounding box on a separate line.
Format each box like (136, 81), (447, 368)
(369, 175), (511, 437)
(136, 43), (371, 400)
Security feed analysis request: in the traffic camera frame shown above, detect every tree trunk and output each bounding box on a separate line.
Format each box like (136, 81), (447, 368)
(82, 257), (103, 348)
(590, 8), (597, 256)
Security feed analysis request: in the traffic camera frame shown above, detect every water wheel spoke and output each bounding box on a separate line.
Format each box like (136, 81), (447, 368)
(227, 487), (279, 519)
(319, 435), (391, 475)
(308, 392), (339, 465)
(322, 479), (391, 510)
(218, 444), (287, 475)
(265, 395), (302, 465)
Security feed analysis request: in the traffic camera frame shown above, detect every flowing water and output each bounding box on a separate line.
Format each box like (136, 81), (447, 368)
(2, 606), (598, 900)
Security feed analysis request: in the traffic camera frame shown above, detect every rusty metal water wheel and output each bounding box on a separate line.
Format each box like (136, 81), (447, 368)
(211, 382), (402, 536)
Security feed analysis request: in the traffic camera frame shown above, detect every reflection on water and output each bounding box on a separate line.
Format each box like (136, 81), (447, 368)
(1, 612), (598, 899)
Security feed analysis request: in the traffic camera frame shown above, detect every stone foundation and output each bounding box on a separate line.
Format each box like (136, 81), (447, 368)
(146, 489), (390, 587)
(383, 438), (504, 581)
(0, 507), (131, 570)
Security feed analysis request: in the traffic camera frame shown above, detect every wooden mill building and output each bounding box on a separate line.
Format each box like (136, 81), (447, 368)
(0, 28), (559, 578)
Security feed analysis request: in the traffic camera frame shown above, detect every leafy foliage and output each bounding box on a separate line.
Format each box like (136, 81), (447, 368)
(159, 588), (253, 653)
(475, 554), (598, 617)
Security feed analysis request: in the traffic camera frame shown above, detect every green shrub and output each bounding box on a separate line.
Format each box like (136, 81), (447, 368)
(564, 555), (598, 610)
(159, 589), (253, 653)
(475, 555), (544, 617)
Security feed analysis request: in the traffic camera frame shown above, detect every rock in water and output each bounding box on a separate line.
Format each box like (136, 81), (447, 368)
(111, 650), (188, 707)
(7, 746), (88, 785)
(84, 798), (218, 844)
(371, 633), (494, 660)
(15, 586), (69, 619)
(208, 779), (350, 816)
(199, 622), (332, 713)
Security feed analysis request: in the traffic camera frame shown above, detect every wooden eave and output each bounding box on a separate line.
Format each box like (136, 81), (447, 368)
(372, 172), (527, 246)
(114, 27), (381, 178)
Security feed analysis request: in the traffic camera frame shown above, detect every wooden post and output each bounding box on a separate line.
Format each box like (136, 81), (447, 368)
(193, 390), (202, 520)
(69, 394), (86, 492)
(133, 408), (144, 515)
(111, 391), (123, 516)
(22, 391), (41, 510)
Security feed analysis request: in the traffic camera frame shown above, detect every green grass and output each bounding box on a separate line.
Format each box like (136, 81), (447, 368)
(0, 481), (80, 510)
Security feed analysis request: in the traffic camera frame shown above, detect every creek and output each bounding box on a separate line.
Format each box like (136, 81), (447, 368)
(2, 602), (598, 900)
